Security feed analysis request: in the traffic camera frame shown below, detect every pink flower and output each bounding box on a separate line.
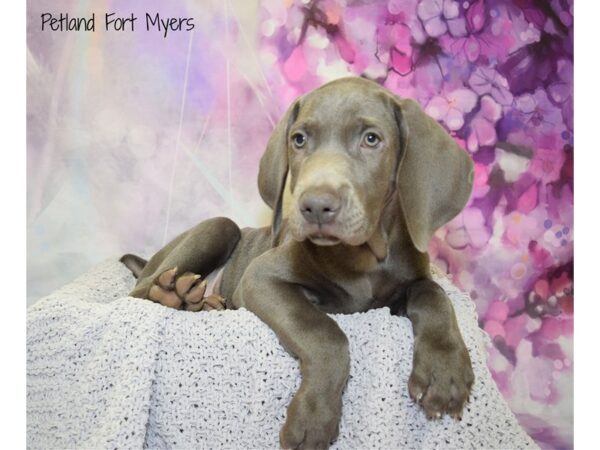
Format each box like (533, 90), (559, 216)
(471, 162), (490, 199)
(516, 183), (538, 214)
(444, 207), (491, 249)
(439, 2), (516, 65)
(467, 95), (502, 152)
(530, 147), (566, 184)
(425, 88), (478, 130)
(377, 23), (414, 76)
(465, 0), (486, 33)
(502, 211), (540, 248)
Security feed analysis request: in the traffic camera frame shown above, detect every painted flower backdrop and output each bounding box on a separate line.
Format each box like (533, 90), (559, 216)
(27, 0), (572, 448)
(257, 1), (573, 446)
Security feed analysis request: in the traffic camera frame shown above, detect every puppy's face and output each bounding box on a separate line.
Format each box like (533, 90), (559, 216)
(286, 81), (400, 247)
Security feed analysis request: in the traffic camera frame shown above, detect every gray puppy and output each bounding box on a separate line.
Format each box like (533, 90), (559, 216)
(122, 77), (475, 450)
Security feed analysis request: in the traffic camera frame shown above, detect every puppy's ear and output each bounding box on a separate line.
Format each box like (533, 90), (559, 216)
(258, 99), (301, 242)
(393, 98), (474, 253)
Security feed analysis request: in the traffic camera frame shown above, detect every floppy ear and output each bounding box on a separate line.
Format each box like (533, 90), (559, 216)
(258, 99), (301, 241)
(394, 98), (474, 253)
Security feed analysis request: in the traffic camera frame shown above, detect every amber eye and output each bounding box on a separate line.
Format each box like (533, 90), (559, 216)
(363, 132), (381, 148)
(292, 133), (306, 148)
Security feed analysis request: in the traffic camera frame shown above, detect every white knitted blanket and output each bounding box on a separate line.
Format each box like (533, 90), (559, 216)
(27, 259), (537, 449)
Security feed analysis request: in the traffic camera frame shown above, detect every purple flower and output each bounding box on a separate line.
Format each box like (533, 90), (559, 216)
(417, 0), (467, 38)
(548, 59), (573, 131)
(514, 89), (564, 137)
(497, 33), (570, 97)
(469, 66), (513, 106)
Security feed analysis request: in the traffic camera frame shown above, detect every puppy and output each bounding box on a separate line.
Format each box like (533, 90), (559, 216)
(122, 77), (475, 449)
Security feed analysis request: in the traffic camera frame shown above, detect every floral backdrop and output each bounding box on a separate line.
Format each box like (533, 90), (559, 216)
(27, 0), (573, 448)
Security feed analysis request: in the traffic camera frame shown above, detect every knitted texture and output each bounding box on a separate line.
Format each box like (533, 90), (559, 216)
(27, 259), (537, 449)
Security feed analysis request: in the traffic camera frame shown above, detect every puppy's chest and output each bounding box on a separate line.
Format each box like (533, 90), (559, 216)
(306, 264), (405, 314)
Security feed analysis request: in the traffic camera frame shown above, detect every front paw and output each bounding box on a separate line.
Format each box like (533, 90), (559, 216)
(408, 337), (474, 420)
(280, 392), (342, 450)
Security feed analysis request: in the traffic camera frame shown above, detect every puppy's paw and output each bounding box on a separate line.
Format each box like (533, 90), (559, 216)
(147, 267), (226, 312)
(280, 393), (341, 450)
(408, 337), (474, 420)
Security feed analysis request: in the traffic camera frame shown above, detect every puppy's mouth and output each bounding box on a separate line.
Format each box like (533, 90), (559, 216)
(306, 228), (341, 246)
(297, 223), (360, 247)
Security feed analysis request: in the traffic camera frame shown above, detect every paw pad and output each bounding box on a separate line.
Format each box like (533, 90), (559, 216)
(148, 267), (226, 312)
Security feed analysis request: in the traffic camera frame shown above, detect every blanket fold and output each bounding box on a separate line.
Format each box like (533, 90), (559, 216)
(27, 259), (537, 449)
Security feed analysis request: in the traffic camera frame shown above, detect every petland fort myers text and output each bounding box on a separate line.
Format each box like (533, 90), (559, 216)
(41, 13), (194, 38)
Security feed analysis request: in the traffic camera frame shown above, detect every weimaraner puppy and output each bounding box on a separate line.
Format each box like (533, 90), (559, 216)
(121, 77), (475, 449)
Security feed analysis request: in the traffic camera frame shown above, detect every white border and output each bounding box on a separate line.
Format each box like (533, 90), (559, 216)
(0, 0), (26, 447)
(574, 2), (597, 448)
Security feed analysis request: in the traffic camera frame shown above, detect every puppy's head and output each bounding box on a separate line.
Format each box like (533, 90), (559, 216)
(258, 77), (474, 252)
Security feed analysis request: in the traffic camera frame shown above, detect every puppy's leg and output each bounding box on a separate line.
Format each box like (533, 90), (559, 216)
(233, 254), (350, 450)
(404, 279), (474, 420)
(128, 217), (241, 310)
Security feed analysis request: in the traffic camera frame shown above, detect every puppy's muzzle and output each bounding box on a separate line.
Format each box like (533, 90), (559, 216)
(299, 188), (341, 225)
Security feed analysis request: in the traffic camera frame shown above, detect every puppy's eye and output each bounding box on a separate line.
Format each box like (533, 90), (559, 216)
(292, 133), (306, 148)
(363, 132), (381, 148)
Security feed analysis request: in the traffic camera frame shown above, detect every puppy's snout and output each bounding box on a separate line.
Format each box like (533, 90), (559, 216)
(299, 188), (341, 225)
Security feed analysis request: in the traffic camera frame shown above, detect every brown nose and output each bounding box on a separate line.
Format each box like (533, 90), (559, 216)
(299, 188), (341, 225)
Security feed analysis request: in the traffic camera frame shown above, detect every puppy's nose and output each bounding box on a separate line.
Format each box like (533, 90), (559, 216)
(299, 189), (341, 225)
